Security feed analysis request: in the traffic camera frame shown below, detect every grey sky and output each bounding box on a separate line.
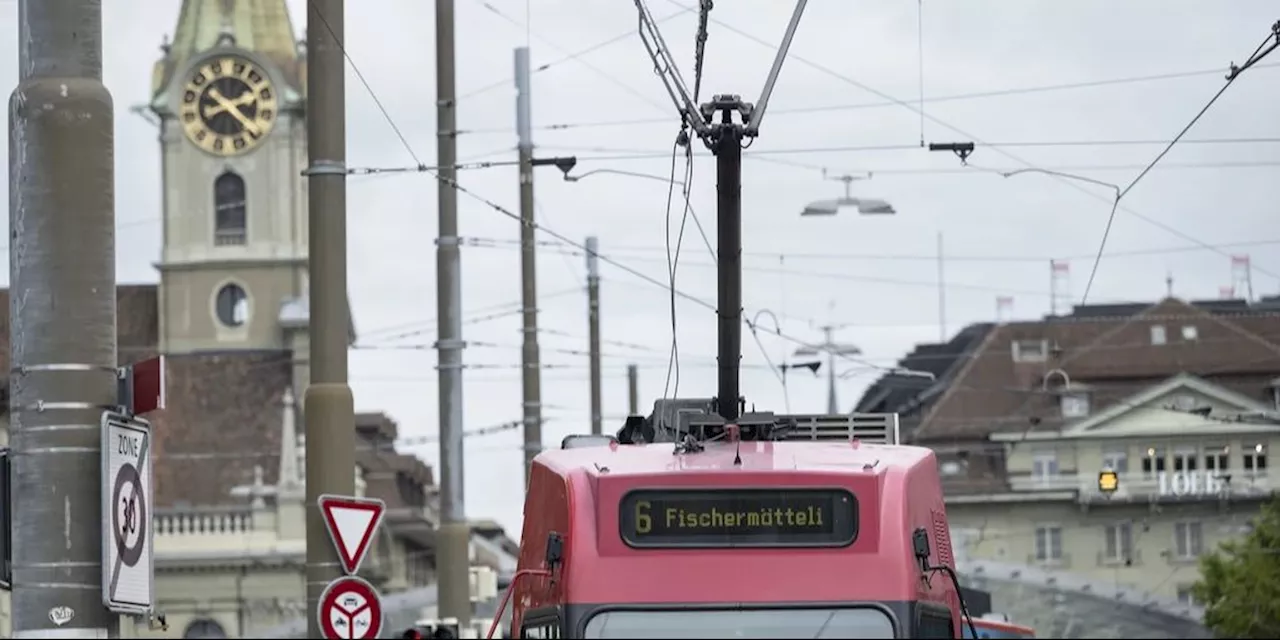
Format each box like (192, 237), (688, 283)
(2, 0), (1278, 534)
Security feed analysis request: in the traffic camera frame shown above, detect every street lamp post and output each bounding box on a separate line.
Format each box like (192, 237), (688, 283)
(800, 171), (896, 216)
(794, 325), (863, 414)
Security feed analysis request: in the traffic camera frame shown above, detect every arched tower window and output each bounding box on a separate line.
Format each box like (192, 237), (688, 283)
(214, 171), (247, 245)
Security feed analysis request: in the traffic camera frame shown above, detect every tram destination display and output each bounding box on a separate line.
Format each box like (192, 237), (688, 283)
(619, 488), (857, 548)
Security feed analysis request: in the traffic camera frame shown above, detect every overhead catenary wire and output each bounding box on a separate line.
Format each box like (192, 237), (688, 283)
(472, 0), (675, 115)
(534, 136), (1280, 156)
(453, 7), (692, 103)
(456, 62), (1280, 135)
(466, 234), (1280, 265)
(1079, 23), (1280, 303)
(677, 0), (1280, 286)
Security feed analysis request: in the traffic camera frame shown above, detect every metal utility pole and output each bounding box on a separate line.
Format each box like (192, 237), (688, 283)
(627, 364), (640, 415)
(635, 0), (807, 420)
(9, 1), (118, 636)
(435, 0), (471, 627)
(304, 1), (357, 637)
(515, 47), (544, 485)
(586, 237), (603, 435)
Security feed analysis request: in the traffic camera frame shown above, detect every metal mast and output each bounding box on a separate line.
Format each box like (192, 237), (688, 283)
(634, 0), (810, 422)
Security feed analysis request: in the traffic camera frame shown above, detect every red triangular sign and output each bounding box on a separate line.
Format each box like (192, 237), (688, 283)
(318, 495), (387, 575)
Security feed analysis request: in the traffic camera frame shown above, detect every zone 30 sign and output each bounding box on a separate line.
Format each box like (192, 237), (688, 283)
(101, 411), (154, 614)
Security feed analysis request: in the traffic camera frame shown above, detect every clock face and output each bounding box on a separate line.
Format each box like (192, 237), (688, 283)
(178, 56), (278, 156)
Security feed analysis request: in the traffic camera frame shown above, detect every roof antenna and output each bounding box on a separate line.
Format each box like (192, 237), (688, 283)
(726, 424), (742, 466)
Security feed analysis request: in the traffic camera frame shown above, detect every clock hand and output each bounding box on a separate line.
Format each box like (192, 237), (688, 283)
(203, 90), (257, 115)
(201, 92), (255, 119)
(203, 89), (261, 136)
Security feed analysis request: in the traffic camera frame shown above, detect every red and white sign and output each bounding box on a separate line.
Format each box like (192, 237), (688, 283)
(318, 495), (386, 575)
(317, 576), (383, 640)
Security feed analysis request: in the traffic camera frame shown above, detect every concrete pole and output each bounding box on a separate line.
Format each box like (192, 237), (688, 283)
(303, 1), (356, 637)
(9, 1), (118, 637)
(435, 0), (471, 626)
(515, 47), (543, 488)
(627, 364), (639, 415)
(586, 237), (602, 435)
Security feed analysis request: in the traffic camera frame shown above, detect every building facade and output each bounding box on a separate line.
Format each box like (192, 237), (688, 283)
(859, 296), (1280, 625)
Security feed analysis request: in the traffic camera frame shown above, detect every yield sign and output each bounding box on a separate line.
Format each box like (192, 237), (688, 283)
(318, 495), (387, 575)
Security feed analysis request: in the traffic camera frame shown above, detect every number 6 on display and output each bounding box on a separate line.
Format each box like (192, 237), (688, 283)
(635, 500), (651, 534)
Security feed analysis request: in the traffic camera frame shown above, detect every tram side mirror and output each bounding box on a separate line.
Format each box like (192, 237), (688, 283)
(912, 527), (931, 572)
(545, 532), (564, 567)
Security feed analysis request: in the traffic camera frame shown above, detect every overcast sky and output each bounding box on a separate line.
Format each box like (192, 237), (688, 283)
(3, 0), (1279, 535)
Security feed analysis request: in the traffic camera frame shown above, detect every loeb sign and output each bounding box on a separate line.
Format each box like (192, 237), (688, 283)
(1156, 471), (1228, 497)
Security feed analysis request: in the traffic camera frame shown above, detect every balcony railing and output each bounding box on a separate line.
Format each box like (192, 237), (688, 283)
(155, 506), (257, 536)
(1097, 548), (1144, 567)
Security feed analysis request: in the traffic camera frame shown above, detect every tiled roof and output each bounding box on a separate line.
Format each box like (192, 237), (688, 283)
(0, 284), (436, 512)
(855, 322), (992, 416)
(912, 297), (1280, 442)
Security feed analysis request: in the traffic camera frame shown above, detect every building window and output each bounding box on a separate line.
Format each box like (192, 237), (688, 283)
(1245, 444), (1268, 475)
(1142, 447), (1166, 477)
(1011, 339), (1048, 363)
(1181, 325), (1199, 341)
(1174, 521), (1204, 559)
(1102, 448), (1129, 473)
(215, 283), (251, 328)
(1173, 447), (1199, 473)
(1060, 392), (1090, 418)
(1034, 525), (1063, 562)
(183, 619), (228, 639)
(1171, 394), (1197, 411)
(1176, 585), (1198, 606)
(214, 171), (247, 245)
(1205, 445), (1229, 473)
(1150, 324), (1167, 345)
(1032, 452), (1059, 486)
(1103, 522), (1133, 564)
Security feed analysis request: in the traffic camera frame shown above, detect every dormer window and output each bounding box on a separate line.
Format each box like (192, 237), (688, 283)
(1012, 339), (1048, 363)
(1061, 392), (1090, 418)
(1182, 325), (1199, 341)
(1150, 324), (1167, 345)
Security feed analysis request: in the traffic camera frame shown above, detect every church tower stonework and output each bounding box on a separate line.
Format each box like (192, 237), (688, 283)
(149, 0), (310, 356)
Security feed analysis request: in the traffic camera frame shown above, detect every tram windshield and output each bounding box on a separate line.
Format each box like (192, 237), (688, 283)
(583, 607), (895, 639)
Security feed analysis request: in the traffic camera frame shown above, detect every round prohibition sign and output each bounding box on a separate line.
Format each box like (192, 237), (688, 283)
(318, 576), (384, 640)
(111, 462), (147, 567)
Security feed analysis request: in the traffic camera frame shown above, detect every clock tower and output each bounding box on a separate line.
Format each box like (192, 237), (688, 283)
(149, 0), (310, 355)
